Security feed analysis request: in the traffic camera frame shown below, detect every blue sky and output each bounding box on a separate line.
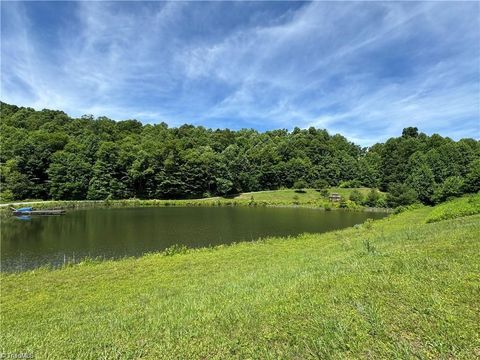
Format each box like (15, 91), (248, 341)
(1, 1), (479, 146)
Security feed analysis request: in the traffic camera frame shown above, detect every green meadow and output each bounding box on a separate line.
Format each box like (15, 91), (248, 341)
(1, 195), (479, 359)
(1, 187), (385, 213)
(234, 187), (384, 206)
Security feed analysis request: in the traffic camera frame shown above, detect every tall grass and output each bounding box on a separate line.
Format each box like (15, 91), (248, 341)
(426, 193), (480, 223)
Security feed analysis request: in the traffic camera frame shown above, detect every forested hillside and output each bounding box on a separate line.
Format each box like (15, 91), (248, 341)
(1, 102), (479, 205)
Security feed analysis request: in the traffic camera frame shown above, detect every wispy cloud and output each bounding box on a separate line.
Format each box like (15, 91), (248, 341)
(1, 1), (479, 145)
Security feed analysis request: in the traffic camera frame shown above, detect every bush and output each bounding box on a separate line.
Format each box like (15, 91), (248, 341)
(349, 189), (364, 204)
(0, 189), (14, 202)
(386, 183), (418, 208)
(216, 178), (233, 196)
(375, 198), (387, 208)
(363, 218), (375, 229)
(433, 176), (464, 204)
(313, 179), (329, 190)
(293, 180), (308, 190)
(364, 189), (380, 207)
(318, 188), (330, 198)
(292, 194), (300, 205)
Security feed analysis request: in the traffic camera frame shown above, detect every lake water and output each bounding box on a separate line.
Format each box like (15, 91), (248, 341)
(1, 207), (388, 271)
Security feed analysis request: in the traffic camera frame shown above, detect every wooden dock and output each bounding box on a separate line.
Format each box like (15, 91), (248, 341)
(12, 209), (66, 216)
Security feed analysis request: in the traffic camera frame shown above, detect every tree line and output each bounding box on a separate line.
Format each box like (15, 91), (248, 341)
(1, 102), (479, 207)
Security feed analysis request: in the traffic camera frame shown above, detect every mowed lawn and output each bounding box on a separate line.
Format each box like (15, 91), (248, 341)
(1, 197), (479, 359)
(234, 187), (384, 204)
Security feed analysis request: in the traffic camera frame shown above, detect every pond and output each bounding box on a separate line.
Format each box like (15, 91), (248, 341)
(1, 206), (388, 271)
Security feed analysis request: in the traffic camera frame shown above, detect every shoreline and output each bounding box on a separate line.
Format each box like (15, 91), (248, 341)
(1, 209), (390, 273)
(1, 199), (393, 216)
(1, 194), (393, 214)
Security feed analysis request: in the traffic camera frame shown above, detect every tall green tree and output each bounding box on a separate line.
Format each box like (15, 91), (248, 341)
(407, 154), (436, 204)
(48, 149), (92, 200)
(1, 102), (478, 205)
(87, 142), (130, 200)
(0, 159), (32, 200)
(433, 176), (464, 204)
(386, 183), (418, 207)
(464, 159), (480, 193)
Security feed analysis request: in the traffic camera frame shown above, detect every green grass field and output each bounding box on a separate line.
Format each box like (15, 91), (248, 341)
(0, 187), (385, 213)
(235, 187), (382, 204)
(1, 196), (479, 359)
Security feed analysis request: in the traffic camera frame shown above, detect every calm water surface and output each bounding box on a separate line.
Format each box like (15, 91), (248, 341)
(1, 207), (388, 271)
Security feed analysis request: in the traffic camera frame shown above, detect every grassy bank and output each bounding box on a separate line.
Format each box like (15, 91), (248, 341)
(1, 188), (386, 212)
(1, 196), (479, 358)
(426, 193), (480, 223)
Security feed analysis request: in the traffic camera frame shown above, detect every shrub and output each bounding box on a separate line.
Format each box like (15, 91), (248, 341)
(376, 198), (387, 208)
(364, 188), (381, 207)
(386, 183), (417, 208)
(363, 239), (377, 255)
(363, 218), (374, 230)
(293, 180), (308, 190)
(349, 189), (364, 204)
(433, 176), (464, 203)
(313, 179), (329, 190)
(215, 178), (233, 196)
(318, 188), (330, 198)
(0, 189), (14, 202)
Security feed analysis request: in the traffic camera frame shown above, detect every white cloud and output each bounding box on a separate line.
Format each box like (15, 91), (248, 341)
(1, 1), (478, 145)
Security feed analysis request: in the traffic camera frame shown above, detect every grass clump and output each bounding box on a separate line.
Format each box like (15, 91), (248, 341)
(163, 244), (189, 256)
(426, 193), (480, 223)
(362, 239), (377, 255)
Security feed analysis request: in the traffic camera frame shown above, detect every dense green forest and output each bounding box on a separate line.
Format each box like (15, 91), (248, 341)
(1, 102), (479, 206)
